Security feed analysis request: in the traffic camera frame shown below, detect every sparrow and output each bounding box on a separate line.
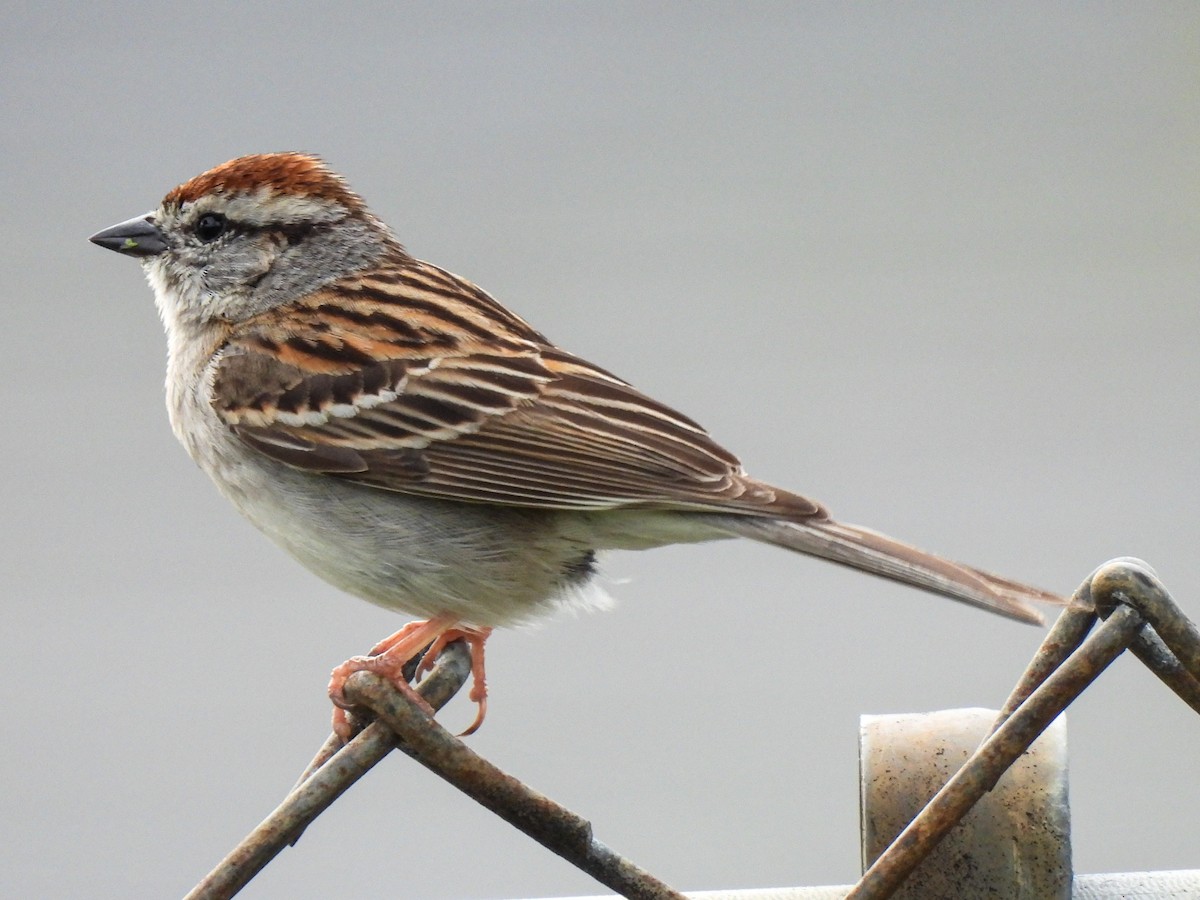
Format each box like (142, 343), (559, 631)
(90, 152), (1061, 738)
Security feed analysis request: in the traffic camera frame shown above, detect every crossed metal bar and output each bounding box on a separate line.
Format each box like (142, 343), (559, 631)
(185, 558), (1200, 900)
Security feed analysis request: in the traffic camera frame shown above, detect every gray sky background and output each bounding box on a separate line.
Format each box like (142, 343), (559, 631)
(3, 3), (1198, 897)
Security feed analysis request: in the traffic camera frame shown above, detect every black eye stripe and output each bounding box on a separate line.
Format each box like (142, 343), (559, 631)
(279, 223), (316, 246)
(190, 214), (313, 245)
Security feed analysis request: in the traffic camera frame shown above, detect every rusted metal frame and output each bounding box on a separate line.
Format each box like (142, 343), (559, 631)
(1096, 562), (1200, 713)
(996, 560), (1200, 725)
(849, 557), (1200, 899)
(184, 641), (473, 900)
(847, 601), (1144, 899)
(186, 639), (683, 900)
(343, 669), (687, 900)
(184, 558), (1200, 900)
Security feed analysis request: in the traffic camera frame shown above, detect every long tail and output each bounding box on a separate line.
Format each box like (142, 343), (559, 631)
(714, 516), (1062, 625)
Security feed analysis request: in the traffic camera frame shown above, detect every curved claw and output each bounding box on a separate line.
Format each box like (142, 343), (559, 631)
(327, 654), (375, 711)
(420, 625), (493, 735)
(331, 705), (355, 744)
(458, 694), (488, 737)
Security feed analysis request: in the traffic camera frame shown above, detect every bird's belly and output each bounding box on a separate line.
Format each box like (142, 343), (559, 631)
(190, 425), (601, 626)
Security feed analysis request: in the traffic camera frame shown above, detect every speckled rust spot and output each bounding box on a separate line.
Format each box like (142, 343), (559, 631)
(163, 152), (366, 212)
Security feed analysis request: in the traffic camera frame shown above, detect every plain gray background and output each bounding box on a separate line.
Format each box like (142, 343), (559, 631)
(3, 3), (1197, 897)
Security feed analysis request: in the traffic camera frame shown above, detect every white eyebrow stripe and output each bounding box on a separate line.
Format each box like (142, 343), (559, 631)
(188, 189), (348, 228)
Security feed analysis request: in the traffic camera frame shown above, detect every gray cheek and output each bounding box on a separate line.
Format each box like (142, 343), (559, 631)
(205, 245), (275, 293)
(187, 244), (279, 321)
(249, 223), (388, 309)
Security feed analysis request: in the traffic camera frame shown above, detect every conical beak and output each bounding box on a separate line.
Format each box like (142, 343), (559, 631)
(89, 213), (167, 257)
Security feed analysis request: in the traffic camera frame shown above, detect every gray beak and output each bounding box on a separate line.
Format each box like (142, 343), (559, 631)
(89, 213), (167, 257)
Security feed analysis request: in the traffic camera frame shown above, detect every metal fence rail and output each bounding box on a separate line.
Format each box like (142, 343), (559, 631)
(540, 870), (1200, 900)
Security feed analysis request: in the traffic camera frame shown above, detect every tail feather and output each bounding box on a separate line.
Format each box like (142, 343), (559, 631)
(715, 516), (1060, 625)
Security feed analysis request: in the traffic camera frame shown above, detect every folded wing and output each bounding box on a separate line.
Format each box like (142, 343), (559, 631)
(211, 260), (821, 518)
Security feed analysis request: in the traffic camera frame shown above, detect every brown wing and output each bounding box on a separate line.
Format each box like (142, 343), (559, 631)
(212, 259), (821, 518)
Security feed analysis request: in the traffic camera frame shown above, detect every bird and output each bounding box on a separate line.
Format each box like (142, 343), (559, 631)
(90, 152), (1061, 739)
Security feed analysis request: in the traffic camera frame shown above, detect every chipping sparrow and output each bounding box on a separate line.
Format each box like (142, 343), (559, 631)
(91, 153), (1060, 738)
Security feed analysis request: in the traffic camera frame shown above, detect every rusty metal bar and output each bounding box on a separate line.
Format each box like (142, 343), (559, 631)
(343, 670), (687, 900)
(992, 588), (1097, 728)
(1127, 627), (1200, 715)
(183, 641), (472, 900)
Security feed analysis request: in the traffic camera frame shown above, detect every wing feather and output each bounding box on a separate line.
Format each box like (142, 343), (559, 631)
(210, 259), (822, 518)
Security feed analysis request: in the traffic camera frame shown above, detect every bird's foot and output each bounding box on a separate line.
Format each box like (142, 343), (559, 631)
(327, 616), (492, 742)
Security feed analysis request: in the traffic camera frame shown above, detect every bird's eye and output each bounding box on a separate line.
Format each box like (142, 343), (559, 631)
(195, 213), (228, 242)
